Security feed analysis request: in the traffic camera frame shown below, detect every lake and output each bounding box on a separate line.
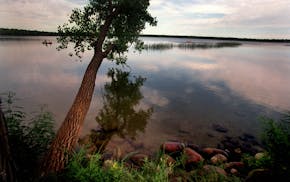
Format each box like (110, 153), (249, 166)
(0, 36), (289, 155)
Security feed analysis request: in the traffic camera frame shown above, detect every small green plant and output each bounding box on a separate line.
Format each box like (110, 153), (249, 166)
(242, 153), (272, 170)
(261, 114), (290, 178)
(63, 149), (132, 182)
(63, 149), (175, 182)
(134, 156), (173, 182)
(1, 92), (55, 181)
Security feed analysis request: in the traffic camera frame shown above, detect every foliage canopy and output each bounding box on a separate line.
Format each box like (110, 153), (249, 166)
(57, 0), (157, 62)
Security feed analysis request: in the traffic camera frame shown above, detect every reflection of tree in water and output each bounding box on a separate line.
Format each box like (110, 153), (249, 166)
(83, 68), (152, 153)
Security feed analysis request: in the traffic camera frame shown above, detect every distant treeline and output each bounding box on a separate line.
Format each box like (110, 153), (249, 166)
(0, 28), (58, 36)
(142, 34), (290, 43)
(1, 28), (289, 43)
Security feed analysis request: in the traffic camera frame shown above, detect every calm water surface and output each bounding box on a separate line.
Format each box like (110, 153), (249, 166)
(0, 36), (289, 155)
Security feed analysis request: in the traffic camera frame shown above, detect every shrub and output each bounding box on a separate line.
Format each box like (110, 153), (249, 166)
(1, 92), (55, 181)
(261, 114), (290, 178)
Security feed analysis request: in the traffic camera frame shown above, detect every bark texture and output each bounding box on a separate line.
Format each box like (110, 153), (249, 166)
(40, 53), (104, 176)
(0, 100), (17, 182)
(40, 7), (118, 176)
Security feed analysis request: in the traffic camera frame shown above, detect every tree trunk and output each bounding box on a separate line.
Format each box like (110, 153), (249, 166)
(0, 100), (17, 182)
(40, 52), (104, 176)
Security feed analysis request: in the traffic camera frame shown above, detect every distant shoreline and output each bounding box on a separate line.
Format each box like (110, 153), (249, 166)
(1, 28), (290, 43)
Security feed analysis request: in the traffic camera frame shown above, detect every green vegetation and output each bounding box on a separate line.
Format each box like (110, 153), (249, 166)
(60, 150), (172, 182)
(1, 28), (290, 43)
(41, 0), (157, 175)
(0, 28), (57, 36)
(2, 91), (290, 181)
(1, 92), (55, 181)
(142, 34), (290, 43)
(143, 43), (174, 50)
(260, 115), (290, 177)
(178, 42), (241, 49)
(240, 114), (290, 181)
(144, 42), (241, 51)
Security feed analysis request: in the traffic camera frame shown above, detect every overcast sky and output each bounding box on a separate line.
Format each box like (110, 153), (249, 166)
(0, 0), (289, 39)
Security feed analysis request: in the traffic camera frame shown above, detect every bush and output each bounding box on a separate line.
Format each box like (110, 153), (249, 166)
(261, 114), (290, 178)
(1, 92), (55, 181)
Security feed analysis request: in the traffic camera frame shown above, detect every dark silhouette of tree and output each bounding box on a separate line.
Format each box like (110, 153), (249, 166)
(81, 68), (152, 154)
(41, 0), (156, 175)
(0, 99), (17, 182)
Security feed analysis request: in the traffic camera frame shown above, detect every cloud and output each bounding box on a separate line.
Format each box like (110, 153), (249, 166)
(142, 87), (169, 107)
(146, 0), (290, 38)
(0, 0), (289, 38)
(0, 0), (81, 31)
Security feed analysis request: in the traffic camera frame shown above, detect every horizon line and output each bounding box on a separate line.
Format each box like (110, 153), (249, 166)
(1, 28), (289, 42)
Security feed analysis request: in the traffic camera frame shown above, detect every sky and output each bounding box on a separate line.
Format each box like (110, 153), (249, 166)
(0, 0), (289, 39)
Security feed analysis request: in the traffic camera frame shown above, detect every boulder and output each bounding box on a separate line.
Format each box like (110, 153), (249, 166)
(230, 168), (239, 175)
(161, 142), (185, 154)
(186, 143), (200, 152)
(212, 124), (228, 133)
(234, 148), (242, 156)
(202, 165), (227, 177)
(184, 147), (204, 165)
(202, 147), (228, 157)
(210, 154), (228, 164)
(246, 169), (272, 182)
(225, 162), (244, 170)
(130, 153), (148, 166)
(254, 152), (266, 160)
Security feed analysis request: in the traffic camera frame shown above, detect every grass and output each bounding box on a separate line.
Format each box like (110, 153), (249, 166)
(144, 42), (241, 50)
(143, 43), (174, 50)
(60, 150), (173, 182)
(260, 114), (290, 178)
(2, 91), (290, 181)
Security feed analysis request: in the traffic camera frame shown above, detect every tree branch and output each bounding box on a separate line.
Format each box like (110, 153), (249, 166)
(94, 8), (119, 53)
(108, 0), (112, 11)
(102, 44), (115, 57)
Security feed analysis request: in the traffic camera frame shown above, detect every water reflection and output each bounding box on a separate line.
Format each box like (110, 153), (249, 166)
(1, 36), (289, 151)
(143, 42), (241, 51)
(80, 68), (152, 153)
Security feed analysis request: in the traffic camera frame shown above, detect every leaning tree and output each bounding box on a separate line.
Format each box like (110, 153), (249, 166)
(40, 0), (156, 176)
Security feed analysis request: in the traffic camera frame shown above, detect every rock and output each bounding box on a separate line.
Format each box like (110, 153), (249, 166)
(103, 160), (114, 169)
(202, 165), (227, 177)
(207, 133), (215, 137)
(212, 124), (228, 133)
(184, 147), (204, 165)
(252, 145), (265, 153)
(230, 168), (239, 175)
(225, 162), (244, 170)
(246, 169), (272, 182)
(202, 147), (228, 158)
(186, 143), (200, 152)
(234, 148), (242, 155)
(210, 154), (227, 164)
(161, 142), (185, 154)
(130, 153), (148, 166)
(255, 152), (266, 160)
(243, 133), (255, 140)
(101, 152), (113, 161)
(241, 143), (258, 155)
(163, 154), (176, 166)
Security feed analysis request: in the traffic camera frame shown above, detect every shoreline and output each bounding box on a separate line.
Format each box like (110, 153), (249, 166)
(1, 28), (290, 43)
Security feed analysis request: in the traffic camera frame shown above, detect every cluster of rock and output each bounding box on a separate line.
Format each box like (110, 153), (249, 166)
(123, 140), (268, 181)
